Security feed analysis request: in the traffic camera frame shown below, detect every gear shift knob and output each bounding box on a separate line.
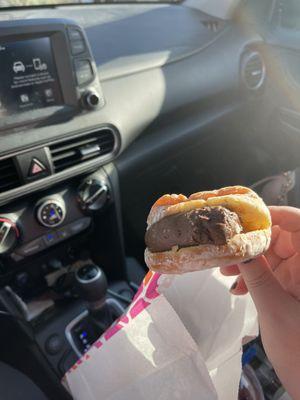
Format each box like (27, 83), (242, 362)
(75, 264), (108, 310)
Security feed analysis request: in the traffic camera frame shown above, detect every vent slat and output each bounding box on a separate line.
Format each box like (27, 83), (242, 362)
(51, 138), (114, 160)
(54, 149), (112, 172)
(52, 150), (78, 162)
(242, 52), (265, 90)
(0, 158), (21, 193)
(50, 137), (100, 155)
(49, 129), (115, 173)
(202, 20), (221, 32)
(0, 181), (20, 191)
(0, 165), (15, 173)
(0, 171), (20, 180)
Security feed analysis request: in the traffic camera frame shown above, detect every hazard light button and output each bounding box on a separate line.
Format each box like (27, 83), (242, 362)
(29, 158), (47, 177)
(15, 148), (52, 183)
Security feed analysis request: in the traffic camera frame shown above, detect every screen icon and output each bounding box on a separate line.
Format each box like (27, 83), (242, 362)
(13, 61), (25, 73)
(20, 94), (29, 103)
(44, 88), (53, 98)
(33, 58), (47, 71)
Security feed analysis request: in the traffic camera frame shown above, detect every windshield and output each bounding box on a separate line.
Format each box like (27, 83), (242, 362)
(2, 1), (99, 6)
(0, 0), (173, 6)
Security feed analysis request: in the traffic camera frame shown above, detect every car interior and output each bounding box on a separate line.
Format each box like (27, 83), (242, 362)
(0, 0), (299, 398)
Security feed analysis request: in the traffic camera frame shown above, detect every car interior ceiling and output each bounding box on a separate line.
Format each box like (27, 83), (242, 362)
(0, 0), (299, 398)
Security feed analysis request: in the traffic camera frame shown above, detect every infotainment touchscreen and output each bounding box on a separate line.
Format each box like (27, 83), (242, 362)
(0, 37), (63, 117)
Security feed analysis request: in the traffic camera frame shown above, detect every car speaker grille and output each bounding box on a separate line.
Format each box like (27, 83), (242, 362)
(49, 129), (116, 173)
(0, 157), (21, 193)
(242, 51), (266, 90)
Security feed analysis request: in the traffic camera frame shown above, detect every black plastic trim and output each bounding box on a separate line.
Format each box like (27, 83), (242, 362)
(0, 125), (121, 206)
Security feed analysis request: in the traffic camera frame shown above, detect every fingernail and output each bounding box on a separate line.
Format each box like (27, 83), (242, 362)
(243, 259), (254, 264)
(230, 281), (238, 291)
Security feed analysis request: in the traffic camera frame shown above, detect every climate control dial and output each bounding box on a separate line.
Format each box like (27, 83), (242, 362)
(0, 217), (19, 255)
(78, 179), (109, 211)
(36, 197), (66, 228)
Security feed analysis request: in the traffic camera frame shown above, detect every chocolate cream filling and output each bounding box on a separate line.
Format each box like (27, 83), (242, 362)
(145, 206), (243, 253)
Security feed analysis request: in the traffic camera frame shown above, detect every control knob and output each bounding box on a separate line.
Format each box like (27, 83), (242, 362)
(77, 179), (109, 211)
(36, 197), (66, 228)
(82, 91), (100, 110)
(75, 264), (108, 309)
(0, 217), (19, 255)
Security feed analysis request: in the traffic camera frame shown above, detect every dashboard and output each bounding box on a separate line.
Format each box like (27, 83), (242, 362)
(0, 18), (116, 202)
(0, 2), (274, 273)
(0, 2), (298, 396)
(0, 4), (257, 204)
(0, 6), (245, 264)
(1, 0), (298, 268)
(0, 18), (121, 268)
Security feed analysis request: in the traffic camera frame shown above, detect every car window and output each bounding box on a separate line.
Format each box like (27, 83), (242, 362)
(1, 0), (177, 7)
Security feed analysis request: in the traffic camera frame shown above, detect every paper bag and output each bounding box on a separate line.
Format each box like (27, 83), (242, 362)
(65, 269), (258, 400)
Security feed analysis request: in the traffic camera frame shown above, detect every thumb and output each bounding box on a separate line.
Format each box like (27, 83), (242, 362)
(238, 256), (289, 315)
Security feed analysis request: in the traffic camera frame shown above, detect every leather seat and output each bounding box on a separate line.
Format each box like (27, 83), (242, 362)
(0, 362), (48, 400)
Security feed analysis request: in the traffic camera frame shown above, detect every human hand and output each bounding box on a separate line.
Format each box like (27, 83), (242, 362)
(221, 206), (300, 399)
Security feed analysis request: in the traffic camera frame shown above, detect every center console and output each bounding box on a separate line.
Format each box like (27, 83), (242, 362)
(0, 19), (121, 206)
(0, 163), (135, 377)
(0, 18), (136, 399)
(0, 168), (110, 260)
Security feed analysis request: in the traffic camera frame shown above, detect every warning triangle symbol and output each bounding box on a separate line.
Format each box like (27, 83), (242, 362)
(32, 163), (43, 174)
(29, 158), (47, 177)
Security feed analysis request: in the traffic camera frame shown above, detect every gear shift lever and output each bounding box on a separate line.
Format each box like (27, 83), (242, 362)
(75, 264), (113, 331)
(67, 264), (124, 356)
(75, 264), (107, 310)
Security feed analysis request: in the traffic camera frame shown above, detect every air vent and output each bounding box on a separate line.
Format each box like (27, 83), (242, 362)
(49, 129), (116, 173)
(241, 51), (266, 90)
(0, 157), (21, 193)
(202, 20), (221, 32)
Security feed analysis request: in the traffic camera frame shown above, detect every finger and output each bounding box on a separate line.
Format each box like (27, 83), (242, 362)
(271, 225), (281, 242)
(238, 256), (291, 315)
(265, 245), (282, 271)
(220, 265), (240, 276)
(265, 226), (282, 269)
(272, 230), (295, 260)
(291, 230), (300, 253)
(230, 275), (248, 295)
(269, 206), (300, 232)
(274, 253), (300, 299)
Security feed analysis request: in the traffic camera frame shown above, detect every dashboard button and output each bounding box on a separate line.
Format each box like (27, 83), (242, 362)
(69, 218), (91, 234)
(82, 91), (100, 110)
(71, 40), (86, 56)
(68, 28), (83, 42)
(15, 272), (30, 288)
(44, 232), (58, 246)
(17, 238), (45, 256)
(57, 228), (70, 240)
(29, 158), (47, 177)
(36, 198), (66, 228)
(45, 334), (63, 355)
(75, 60), (93, 85)
(10, 253), (23, 262)
(15, 149), (52, 183)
